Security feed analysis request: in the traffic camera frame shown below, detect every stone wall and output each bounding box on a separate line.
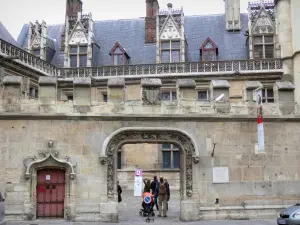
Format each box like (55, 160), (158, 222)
(0, 118), (299, 221)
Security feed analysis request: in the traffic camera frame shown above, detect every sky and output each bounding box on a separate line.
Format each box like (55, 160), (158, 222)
(0, 0), (250, 40)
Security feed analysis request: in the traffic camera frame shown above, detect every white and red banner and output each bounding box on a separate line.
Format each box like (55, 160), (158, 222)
(257, 112), (264, 153)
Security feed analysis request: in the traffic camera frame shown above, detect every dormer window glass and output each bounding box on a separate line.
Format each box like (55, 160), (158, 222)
(253, 35), (274, 59)
(69, 45), (87, 67)
(200, 38), (218, 61)
(110, 43), (129, 65)
(32, 48), (40, 57)
(161, 40), (180, 63)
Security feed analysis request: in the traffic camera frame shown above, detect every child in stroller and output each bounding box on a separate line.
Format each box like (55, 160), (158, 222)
(139, 192), (155, 218)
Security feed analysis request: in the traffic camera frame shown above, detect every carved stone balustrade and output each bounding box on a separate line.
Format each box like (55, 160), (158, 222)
(0, 38), (284, 78)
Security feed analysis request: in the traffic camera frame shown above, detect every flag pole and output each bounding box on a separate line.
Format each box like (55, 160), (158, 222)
(256, 90), (265, 153)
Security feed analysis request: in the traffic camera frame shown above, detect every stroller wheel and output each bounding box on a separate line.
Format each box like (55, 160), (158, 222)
(139, 209), (143, 216)
(151, 211), (155, 216)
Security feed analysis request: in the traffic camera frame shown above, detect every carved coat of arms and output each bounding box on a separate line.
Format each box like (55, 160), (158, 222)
(142, 87), (161, 105)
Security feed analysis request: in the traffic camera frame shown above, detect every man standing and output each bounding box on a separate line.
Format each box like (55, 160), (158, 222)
(156, 176), (170, 217)
(164, 178), (170, 211)
(150, 176), (159, 210)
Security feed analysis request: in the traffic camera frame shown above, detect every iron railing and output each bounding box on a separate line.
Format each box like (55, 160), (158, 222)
(0, 38), (283, 79)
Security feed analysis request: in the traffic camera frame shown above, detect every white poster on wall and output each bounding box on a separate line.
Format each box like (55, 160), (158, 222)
(134, 169), (143, 197)
(213, 167), (229, 184)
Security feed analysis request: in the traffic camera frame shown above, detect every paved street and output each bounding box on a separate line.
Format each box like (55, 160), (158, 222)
(7, 190), (276, 225)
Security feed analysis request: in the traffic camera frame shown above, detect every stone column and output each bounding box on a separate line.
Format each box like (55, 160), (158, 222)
(141, 78), (162, 105)
(2, 76), (22, 112)
(276, 0), (293, 80)
(274, 81), (295, 114)
(38, 77), (57, 113)
(107, 78), (125, 103)
(73, 78), (91, 113)
(210, 80), (230, 114)
(67, 177), (76, 221)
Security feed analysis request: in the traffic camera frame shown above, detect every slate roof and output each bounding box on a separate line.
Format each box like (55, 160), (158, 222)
(16, 13), (249, 67)
(0, 21), (19, 46)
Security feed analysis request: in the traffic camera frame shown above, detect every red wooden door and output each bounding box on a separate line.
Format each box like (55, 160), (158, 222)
(37, 169), (65, 218)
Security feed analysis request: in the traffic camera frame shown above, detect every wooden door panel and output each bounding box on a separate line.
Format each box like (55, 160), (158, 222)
(36, 169), (65, 218)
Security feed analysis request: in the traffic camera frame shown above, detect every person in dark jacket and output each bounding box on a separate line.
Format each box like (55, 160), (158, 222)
(117, 181), (122, 203)
(150, 176), (159, 210)
(143, 178), (151, 193)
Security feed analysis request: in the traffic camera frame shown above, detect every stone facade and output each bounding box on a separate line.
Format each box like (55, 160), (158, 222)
(0, 76), (298, 222)
(0, 0), (300, 223)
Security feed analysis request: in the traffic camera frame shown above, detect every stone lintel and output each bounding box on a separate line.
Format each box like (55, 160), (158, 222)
(73, 78), (91, 87)
(141, 78), (162, 87)
(275, 81), (295, 90)
(3, 76), (22, 85)
(177, 79), (196, 88)
(211, 80), (230, 89)
(108, 78), (125, 87)
(244, 81), (263, 90)
(39, 77), (57, 86)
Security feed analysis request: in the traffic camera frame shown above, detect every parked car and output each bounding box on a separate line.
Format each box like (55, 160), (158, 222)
(277, 203), (300, 225)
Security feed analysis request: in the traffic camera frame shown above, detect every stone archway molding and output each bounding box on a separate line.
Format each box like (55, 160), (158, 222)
(24, 152), (76, 180)
(99, 127), (200, 199)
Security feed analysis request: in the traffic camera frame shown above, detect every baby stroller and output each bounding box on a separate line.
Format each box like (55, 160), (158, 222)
(139, 193), (155, 222)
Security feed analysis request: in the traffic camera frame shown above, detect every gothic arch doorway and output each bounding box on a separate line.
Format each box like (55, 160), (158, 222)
(99, 127), (200, 220)
(23, 152), (76, 221)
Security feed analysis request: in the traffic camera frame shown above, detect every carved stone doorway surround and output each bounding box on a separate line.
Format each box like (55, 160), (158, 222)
(99, 127), (200, 201)
(23, 152), (76, 221)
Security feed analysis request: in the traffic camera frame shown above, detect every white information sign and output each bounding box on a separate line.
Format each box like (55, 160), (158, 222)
(134, 169), (143, 197)
(46, 175), (51, 181)
(213, 167), (229, 184)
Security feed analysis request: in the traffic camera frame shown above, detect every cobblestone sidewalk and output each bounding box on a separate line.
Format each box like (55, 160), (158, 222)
(7, 191), (277, 225)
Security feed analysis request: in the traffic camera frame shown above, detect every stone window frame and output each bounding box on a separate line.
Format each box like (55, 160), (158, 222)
(253, 34), (275, 59)
(160, 143), (180, 169)
(161, 89), (177, 101)
(32, 48), (41, 57)
(29, 84), (39, 99)
(109, 42), (129, 66)
(160, 39), (181, 63)
(60, 88), (73, 101)
(200, 37), (218, 61)
(261, 87), (274, 103)
(96, 88), (108, 102)
(197, 89), (210, 101)
(69, 44), (88, 68)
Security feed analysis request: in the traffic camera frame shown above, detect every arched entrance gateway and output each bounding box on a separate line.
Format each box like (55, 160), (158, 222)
(99, 127), (200, 222)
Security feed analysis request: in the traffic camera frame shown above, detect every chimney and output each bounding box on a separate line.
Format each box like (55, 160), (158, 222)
(66, 0), (83, 19)
(224, 0), (241, 31)
(145, 0), (159, 43)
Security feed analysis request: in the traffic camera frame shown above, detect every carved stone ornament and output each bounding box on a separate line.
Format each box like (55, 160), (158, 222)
(142, 87), (161, 105)
(104, 129), (197, 199)
(99, 157), (107, 165)
(193, 156), (200, 164)
(24, 152), (76, 180)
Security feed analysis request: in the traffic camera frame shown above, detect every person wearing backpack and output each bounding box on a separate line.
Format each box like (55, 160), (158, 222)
(156, 176), (169, 217)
